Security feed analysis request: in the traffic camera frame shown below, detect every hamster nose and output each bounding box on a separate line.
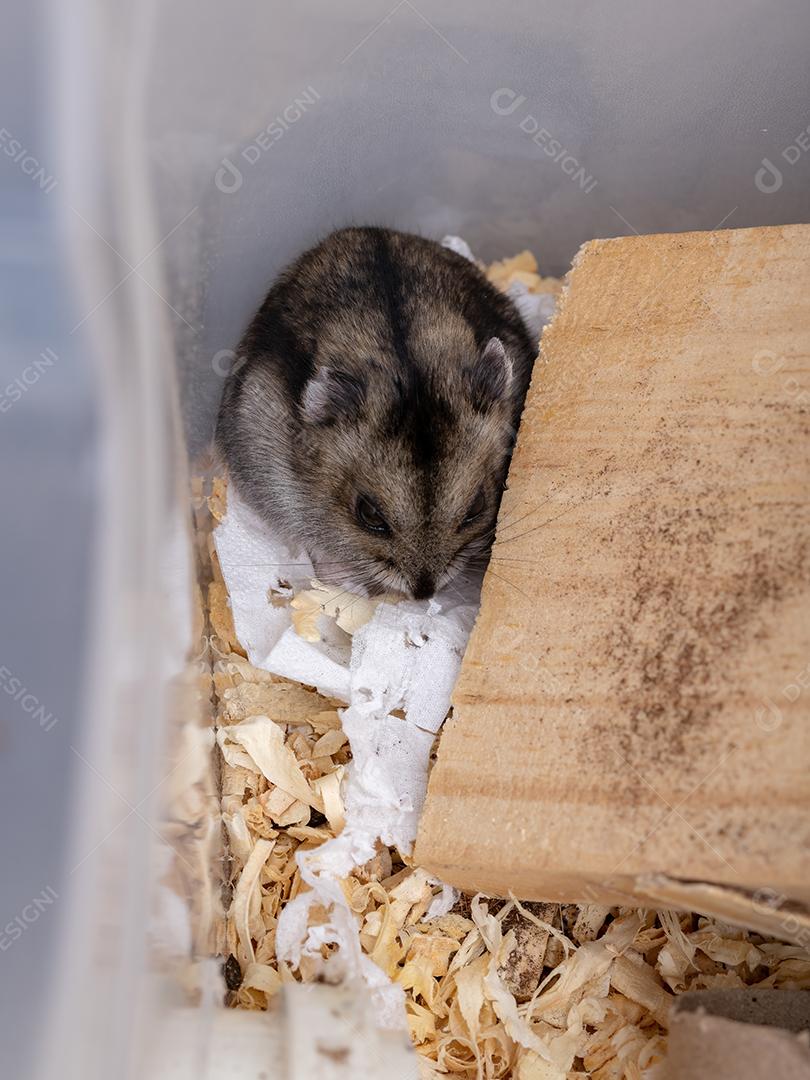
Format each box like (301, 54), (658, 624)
(411, 571), (436, 601)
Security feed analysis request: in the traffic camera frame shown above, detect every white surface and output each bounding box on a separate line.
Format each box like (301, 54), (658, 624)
(213, 491), (353, 700)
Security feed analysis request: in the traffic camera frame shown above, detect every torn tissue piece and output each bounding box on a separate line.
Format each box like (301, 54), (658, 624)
(214, 478), (480, 1024)
(213, 488), (352, 701)
(505, 284), (557, 345)
(440, 234), (476, 262)
(271, 589), (478, 1026)
(214, 488), (480, 822)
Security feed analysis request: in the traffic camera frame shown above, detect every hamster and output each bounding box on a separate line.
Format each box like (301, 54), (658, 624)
(215, 226), (536, 600)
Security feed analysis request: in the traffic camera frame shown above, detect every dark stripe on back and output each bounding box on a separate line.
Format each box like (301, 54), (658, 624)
(371, 229), (410, 370)
(371, 230), (454, 473)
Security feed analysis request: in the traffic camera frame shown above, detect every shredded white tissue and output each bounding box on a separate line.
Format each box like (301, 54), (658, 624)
(441, 234), (476, 262)
(214, 485), (479, 1026)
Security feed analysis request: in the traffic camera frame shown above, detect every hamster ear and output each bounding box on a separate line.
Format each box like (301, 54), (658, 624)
(464, 337), (513, 412)
(301, 367), (366, 424)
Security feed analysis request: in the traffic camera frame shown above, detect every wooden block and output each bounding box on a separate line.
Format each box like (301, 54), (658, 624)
(415, 225), (810, 924)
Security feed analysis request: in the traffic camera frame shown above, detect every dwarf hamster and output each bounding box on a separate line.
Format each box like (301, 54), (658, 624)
(215, 226), (536, 600)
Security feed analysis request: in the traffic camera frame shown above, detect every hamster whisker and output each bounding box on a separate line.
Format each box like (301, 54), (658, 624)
(493, 501), (585, 548)
(482, 566), (533, 602)
(459, 550), (548, 580)
(316, 582), (367, 609)
(489, 554), (549, 567)
(495, 493), (565, 536)
(467, 491), (574, 552)
(316, 554), (408, 600)
(225, 561), (356, 571)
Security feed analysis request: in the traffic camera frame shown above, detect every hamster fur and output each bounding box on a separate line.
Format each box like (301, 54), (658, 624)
(215, 226), (536, 600)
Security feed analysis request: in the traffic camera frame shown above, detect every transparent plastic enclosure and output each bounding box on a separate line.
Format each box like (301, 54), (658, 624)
(1, 1), (807, 1078)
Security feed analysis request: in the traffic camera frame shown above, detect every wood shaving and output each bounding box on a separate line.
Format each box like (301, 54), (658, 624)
(290, 580), (390, 641)
(198, 247), (810, 1075)
(484, 250), (562, 298)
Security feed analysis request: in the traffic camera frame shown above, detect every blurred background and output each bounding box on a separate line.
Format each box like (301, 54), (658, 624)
(1, 1), (809, 1076)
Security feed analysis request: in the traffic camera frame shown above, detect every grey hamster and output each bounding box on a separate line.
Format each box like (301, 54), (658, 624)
(215, 226), (536, 599)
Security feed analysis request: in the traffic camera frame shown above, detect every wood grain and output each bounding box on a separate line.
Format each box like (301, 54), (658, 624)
(415, 225), (810, 912)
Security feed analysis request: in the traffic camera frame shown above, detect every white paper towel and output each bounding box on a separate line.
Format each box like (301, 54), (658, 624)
(213, 484), (478, 1025)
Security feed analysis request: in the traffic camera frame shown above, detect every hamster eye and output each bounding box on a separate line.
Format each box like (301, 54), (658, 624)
(460, 488), (486, 528)
(355, 495), (391, 536)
